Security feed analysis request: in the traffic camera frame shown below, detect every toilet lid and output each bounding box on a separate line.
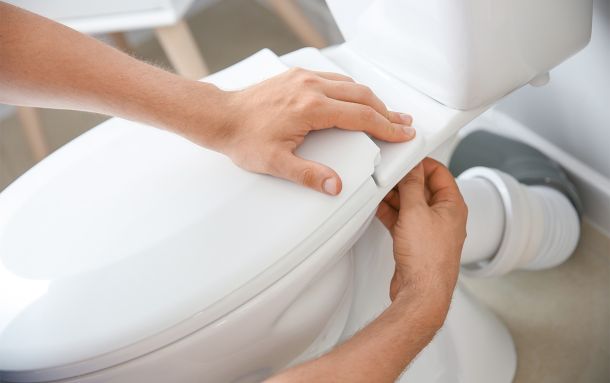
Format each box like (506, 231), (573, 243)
(0, 50), (380, 378)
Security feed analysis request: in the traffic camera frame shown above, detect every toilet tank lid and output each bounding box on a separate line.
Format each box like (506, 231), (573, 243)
(0, 49), (380, 377)
(325, 0), (373, 41)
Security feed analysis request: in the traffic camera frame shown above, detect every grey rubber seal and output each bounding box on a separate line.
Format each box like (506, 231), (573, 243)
(449, 130), (582, 215)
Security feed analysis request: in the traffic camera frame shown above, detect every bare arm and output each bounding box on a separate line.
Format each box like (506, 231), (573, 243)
(267, 159), (467, 382)
(267, 290), (447, 382)
(0, 2), (415, 195)
(0, 2), (209, 130)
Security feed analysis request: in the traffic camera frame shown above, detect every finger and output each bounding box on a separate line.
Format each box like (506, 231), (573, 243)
(397, 162), (426, 209)
(322, 81), (389, 120)
(320, 80), (413, 126)
(421, 158), (463, 206)
(376, 201), (398, 231)
(388, 111), (413, 126)
(270, 152), (343, 196)
(313, 71), (355, 82)
(321, 99), (416, 142)
(383, 189), (401, 210)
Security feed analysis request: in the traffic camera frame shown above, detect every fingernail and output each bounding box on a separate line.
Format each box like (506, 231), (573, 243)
(323, 178), (338, 195)
(402, 125), (416, 138)
(399, 113), (413, 125)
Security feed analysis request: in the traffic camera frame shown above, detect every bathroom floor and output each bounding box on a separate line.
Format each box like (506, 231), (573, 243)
(1, 0), (609, 381)
(463, 221), (610, 383)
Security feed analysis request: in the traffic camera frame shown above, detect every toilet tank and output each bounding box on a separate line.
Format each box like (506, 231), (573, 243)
(325, 0), (594, 110)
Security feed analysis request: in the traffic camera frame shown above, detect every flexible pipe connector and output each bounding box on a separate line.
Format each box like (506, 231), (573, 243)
(457, 167), (580, 277)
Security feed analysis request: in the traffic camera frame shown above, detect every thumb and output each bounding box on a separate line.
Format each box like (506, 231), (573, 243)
(397, 162), (426, 208)
(272, 152), (343, 195)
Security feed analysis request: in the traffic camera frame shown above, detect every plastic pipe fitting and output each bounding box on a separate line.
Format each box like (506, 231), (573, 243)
(457, 167), (580, 277)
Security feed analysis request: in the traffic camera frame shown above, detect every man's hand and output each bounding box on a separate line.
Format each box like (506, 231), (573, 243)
(267, 159), (468, 383)
(193, 68), (415, 195)
(377, 158), (467, 315)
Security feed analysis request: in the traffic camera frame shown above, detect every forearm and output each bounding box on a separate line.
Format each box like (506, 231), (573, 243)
(0, 3), (226, 146)
(266, 290), (449, 383)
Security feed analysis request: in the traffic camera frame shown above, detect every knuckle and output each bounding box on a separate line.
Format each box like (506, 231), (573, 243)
(386, 122), (399, 138)
(359, 106), (377, 122)
(298, 167), (316, 187)
(298, 73), (320, 87)
(377, 202), (390, 214)
(306, 94), (324, 108)
(359, 85), (375, 100)
(402, 173), (422, 186)
(298, 94), (324, 112)
(288, 67), (304, 76)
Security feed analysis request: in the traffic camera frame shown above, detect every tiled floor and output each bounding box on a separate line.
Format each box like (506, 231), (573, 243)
(1, 0), (609, 381)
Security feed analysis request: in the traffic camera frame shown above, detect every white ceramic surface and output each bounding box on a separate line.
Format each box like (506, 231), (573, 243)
(325, 0), (593, 109)
(47, 199), (380, 383)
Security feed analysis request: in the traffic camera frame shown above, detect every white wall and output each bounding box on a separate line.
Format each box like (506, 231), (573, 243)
(496, 0), (610, 179)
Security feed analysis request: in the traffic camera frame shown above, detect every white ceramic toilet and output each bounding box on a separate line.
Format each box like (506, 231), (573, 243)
(0, 1), (593, 382)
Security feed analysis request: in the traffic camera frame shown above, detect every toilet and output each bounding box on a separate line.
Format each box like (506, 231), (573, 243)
(0, 1), (593, 382)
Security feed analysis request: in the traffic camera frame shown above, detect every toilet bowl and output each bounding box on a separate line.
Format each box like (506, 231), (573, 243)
(0, 1), (593, 382)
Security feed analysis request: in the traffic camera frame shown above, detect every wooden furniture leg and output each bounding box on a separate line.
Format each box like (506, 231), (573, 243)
(108, 32), (132, 53)
(16, 106), (50, 162)
(266, 0), (327, 49)
(154, 20), (209, 80)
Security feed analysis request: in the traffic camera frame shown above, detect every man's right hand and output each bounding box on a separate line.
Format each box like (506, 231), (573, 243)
(376, 158), (468, 322)
(268, 159), (468, 383)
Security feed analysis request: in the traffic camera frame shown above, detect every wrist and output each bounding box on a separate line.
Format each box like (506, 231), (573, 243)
(394, 264), (458, 300)
(134, 73), (232, 150)
(162, 80), (229, 143)
(392, 279), (453, 329)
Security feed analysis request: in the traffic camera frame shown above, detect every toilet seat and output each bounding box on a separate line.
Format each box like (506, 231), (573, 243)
(0, 50), (381, 381)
